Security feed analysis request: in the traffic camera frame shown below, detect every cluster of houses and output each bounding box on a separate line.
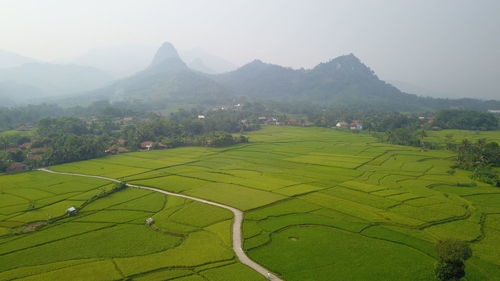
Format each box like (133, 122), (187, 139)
(212, 103), (243, 112)
(104, 140), (169, 155)
(15, 124), (33, 131)
(335, 120), (363, 130)
(3, 144), (49, 173)
(5, 162), (30, 173)
(255, 116), (313, 127)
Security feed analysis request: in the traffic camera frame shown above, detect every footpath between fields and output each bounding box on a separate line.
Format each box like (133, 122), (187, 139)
(38, 168), (283, 281)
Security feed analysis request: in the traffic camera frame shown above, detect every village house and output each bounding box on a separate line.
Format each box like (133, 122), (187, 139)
(27, 147), (49, 160)
(336, 121), (349, 128)
(336, 120), (363, 130)
(265, 117), (280, 126)
(19, 142), (32, 149)
(197, 115), (205, 120)
(140, 141), (154, 151)
(15, 124), (33, 131)
(285, 118), (302, 126)
(157, 143), (168, 149)
(27, 154), (43, 161)
(105, 146), (129, 154)
(6, 147), (20, 152)
(117, 147), (129, 153)
(6, 162), (29, 173)
(30, 147), (49, 154)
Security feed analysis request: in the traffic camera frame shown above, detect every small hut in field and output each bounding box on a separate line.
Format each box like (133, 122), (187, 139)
(66, 206), (77, 215)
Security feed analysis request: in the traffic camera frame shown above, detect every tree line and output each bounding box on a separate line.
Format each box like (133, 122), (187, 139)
(454, 139), (500, 186)
(0, 110), (257, 172)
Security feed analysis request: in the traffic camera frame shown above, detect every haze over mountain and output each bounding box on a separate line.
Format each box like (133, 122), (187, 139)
(71, 42), (500, 112)
(179, 48), (238, 73)
(3, 1), (498, 100)
(387, 80), (445, 99)
(55, 44), (157, 79)
(80, 42), (227, 105)
(55, 45), (238, 78)
(0, 62), (114, 105)
(0, 49), (38, 69)
(187, 58), (216, 74)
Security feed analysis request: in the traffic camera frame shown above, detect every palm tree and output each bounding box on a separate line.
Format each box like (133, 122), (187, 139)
(418, 129), (427, 150)
(0, 136), (8, 152)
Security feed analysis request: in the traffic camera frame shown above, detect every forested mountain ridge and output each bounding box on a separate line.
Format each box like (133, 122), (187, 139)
(79, 42), (229, 106)
(58, 42), (500, 111)
(0, 62), (114, 105)
(214, 54), (500, 111)
(0, 49), (38, 69)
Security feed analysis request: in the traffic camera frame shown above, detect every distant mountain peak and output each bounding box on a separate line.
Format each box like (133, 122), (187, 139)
(188, 58), (215, 74)
(0, 49), (38, 69)
(312, 53), (375, 78)
(250, 59), (264, 64)
(240, 59), (274, 70)
(150, 42), (181, 66)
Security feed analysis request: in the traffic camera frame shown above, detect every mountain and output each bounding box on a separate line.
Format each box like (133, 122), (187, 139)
(387, 80), (444, 98)
(0, 49), (38, 69)
(213, 59), (304, 97)
(150, 42), (181, 66)
(187, 58), (216, 74)
(214, 54), (500, 111)
(55, 44), (157, 79)
(80, 42), (228, 105)
(70, 42), (499, 111)
(214, 54), (423, 110)
(0, 81), (45, 106)
(180, 48), (238, 73)
(0, 63), (114, 101)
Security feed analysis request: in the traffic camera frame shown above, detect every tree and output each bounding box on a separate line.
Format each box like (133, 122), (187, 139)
(444, 134), (455, 150)
(418, 129), (427, 149)
(0, 136), (7, 151)
(434, 239), (472, 281)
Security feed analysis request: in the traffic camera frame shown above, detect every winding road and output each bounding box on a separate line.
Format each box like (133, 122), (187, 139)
(38, 168), (283, 281)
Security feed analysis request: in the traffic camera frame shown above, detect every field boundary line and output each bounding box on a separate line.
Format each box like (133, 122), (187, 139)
(38, 168), (284, 281)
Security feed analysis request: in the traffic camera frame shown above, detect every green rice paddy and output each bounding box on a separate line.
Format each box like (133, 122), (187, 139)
(1, 126), (499, 280)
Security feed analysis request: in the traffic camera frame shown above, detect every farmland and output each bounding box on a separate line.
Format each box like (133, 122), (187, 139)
(0, 126), (499, 280)
(426, 129), (500, 144)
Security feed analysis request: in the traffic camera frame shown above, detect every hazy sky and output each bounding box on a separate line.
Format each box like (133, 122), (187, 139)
(1, 0), (499, 99)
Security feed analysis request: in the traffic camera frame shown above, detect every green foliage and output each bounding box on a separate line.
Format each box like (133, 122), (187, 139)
(436, 239), (472, 262)
(435, 260), (465, 281)
(45, 134), (107, 165)
(456, 139), (500, 186)
(434, 110), (498, 130)
(434, 239), (472, 281)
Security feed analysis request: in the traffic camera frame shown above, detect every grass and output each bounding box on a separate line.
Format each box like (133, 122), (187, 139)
(0, 126), (499, 280)
(249, 225), (436, 281)
(427, 129), (500, 144)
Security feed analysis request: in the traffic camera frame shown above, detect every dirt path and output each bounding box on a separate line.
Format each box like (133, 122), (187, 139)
(38, 168), (283, 281)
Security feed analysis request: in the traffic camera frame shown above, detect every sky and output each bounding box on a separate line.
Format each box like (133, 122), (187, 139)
(1, 0), (499, 99)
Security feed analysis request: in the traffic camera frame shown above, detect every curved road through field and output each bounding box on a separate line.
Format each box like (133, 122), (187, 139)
(38, 168), (283, 281)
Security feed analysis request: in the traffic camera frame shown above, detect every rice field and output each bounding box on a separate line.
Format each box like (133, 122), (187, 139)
(1, 126), (499, 280)
(0, 172), (264, 281)
(426, 129), (500, 144)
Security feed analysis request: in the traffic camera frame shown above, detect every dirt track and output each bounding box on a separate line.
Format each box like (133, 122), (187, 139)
(38, 168), (283, 281)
